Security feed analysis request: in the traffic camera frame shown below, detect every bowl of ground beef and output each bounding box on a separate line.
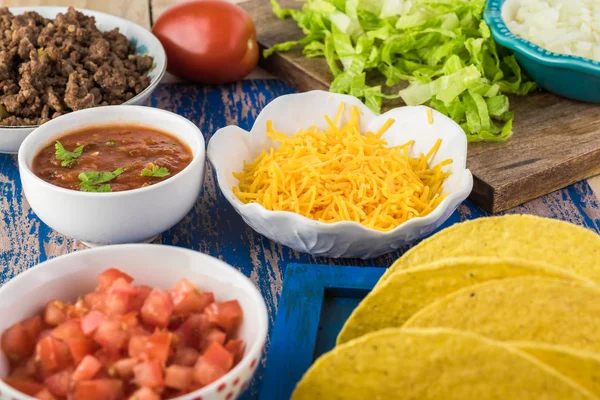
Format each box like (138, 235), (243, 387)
(0, 6), (166, 153)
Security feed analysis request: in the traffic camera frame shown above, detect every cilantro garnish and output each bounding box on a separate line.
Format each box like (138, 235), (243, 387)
(55, 141), (84, 167)
(141, 163), (170, 178)
(80, 183), (112, 193)
(78, 167), (124, 193)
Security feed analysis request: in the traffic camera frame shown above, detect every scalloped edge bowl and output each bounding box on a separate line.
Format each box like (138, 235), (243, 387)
(0, 6), (167, 154)
(485, 0), (600, 102)
(207, 91), (473, 259)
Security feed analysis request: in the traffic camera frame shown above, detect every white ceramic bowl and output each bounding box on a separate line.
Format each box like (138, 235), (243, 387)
(18, 105), (205, 246)
(0, 6), (167, 154)
(208, 91), (473, 259)
(0, 244), (268, 400)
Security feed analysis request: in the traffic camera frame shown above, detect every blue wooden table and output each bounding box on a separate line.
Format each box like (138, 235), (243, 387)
(1, 80), (600, 399)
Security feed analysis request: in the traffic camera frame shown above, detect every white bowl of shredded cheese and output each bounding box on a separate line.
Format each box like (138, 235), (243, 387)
(207, 91), (473, 259)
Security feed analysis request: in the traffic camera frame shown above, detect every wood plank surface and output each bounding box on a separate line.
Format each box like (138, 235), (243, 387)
(1, 80), (600, 399)
(590, 175), (600, 198)
(0, 0), (597, 397)
(0, 1), (599, 398)
(240, 0), (600, 213)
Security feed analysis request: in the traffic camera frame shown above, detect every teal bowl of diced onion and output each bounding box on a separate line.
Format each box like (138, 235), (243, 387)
(484, 0), (600, 102)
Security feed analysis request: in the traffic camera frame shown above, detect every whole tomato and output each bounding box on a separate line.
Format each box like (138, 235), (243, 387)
(152, 0), (259, 84)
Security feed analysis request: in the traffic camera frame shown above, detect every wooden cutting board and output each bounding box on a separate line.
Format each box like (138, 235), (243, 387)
(241, 0), (600, 213)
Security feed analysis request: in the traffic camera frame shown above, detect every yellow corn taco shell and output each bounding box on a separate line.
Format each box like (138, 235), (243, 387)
(404, 277), (600, 353)
(380, 215), (600, 285)
(292, 328), (596, 400)
(513, 342), (600, 398)
(337, 257), (589, 345)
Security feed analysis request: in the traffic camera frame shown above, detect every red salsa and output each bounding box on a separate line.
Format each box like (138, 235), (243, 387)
(0, 268), (245, 400)
(32, 125), (193, 193)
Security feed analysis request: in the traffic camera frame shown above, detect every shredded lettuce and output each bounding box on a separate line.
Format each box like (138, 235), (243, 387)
(267, 0), (537, 142)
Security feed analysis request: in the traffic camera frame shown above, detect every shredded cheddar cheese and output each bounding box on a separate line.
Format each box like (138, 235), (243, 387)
(426, 108), (434, 125)
(233, 104), (452, 232)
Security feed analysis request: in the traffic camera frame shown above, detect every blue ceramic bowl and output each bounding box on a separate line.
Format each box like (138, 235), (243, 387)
(484, 0), (600, 102)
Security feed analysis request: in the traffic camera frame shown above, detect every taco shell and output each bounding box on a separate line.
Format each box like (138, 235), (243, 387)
(513, 342), (600, 398)
(404, 277), (600, 353)
(337, 257), (589, 345)
(292, 328), (596, 400)
(380, 215), (600, 285)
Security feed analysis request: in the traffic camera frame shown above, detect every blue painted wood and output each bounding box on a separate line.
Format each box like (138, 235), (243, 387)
(259, 264), (384, 400)
(0, 79), (599, 399)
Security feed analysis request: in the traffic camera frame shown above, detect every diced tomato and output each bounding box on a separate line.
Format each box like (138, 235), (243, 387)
(172, 291), (214, 317)
(44, 368), (73, 398)
(168, 383), (203, 399)
(193, 358), (226, 386)
(129, 285), (152, 313)
(140, 289), (173, 329)
(129, 325), (152, 338)
(93, 320), (129, 353)
(225, 339), (246, 365)
(44, 301), (68, 327)
(203, 341), (234, 371)
(109, 277), (139, 295)
(2, 377), (45, 395)
(176, 314), (214, 349)
(36, 336), (71, 374)
(74, 379), (124, 400)
(72, 355), (102, 381)
(67, 337), (95, 364)
(145, 331), (172, 366)
(205, 300), (243, 332)
(9, 362), (34, 380)
(128, 386), (160, 400)
(128, 335), (149, 358)
(93, 349), (121, 370)
(112, 357), (137, 380)
(1, 272), (246, 399)
(200, 292), (215, 310)
(1, 321), (35, 363)
(171, 278), (197, 295)
(104, 293), (131, 315)
(170, 279), (213, 317)
(53, 320), (85, 342)
(66, 298), (89, 319)
(164, 365), (193, 390)
(23, 316), (43, 342)
(81, 310), (106, 336)
(121, 312), (139, 329)
(35, 388), (58, 400)
(24, 356), (38, 377)
(83, 292), (106, 311)
(168, 382), (203, 396)
(39, 329), (53, 340)
(173, 346), (200, 367)
(98, 268), (134, 290)
(133, 360), (164, 390)
(193, 342), (233, 386)
(168, 316), (187, 332)
(105, 292), (131, 316)
(202, 329), (226, 349)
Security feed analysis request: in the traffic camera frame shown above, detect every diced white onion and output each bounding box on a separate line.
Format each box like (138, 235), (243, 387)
(505, 0), (600, 61)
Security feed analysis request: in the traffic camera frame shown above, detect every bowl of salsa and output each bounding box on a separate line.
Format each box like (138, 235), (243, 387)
(0, 244), (269, 400)
(18, 105), (205, 246)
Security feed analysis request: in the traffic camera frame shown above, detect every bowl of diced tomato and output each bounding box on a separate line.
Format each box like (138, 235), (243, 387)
(0, 244), (268, 400)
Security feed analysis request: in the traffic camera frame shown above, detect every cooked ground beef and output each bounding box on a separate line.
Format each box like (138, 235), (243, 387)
(0, 7), (154, 126)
